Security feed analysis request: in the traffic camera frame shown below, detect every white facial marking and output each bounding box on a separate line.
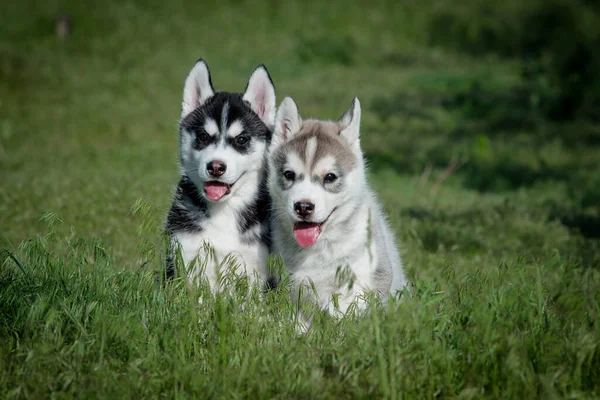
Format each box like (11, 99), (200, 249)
(204, 118), (219, 136)
(304, 137), (317, 169)
(227, 120), (244, 138)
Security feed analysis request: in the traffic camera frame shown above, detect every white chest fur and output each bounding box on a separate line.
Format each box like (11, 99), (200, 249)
(173, 206), (269, 290)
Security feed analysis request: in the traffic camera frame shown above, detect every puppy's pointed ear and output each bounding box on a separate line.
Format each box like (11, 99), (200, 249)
(181, 59), (215, 119)
(243, 65), (276, 129)
(339, 97), (361, 147)
(272, 97), (302, 149)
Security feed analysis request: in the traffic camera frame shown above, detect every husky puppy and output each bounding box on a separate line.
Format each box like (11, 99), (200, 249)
(165, 59), (276, 290)
(268, 97), (407, 322)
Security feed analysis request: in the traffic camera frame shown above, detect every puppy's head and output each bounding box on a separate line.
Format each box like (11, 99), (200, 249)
(269, 97), (363, 247)
(179, 60), (276, 202)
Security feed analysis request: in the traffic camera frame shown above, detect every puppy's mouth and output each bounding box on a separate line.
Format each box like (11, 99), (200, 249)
(203, 181), (232, 201)
(203, 173), (245, 201)
(293, 208), (336, 248)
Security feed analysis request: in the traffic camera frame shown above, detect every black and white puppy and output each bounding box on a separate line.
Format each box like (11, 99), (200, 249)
(165, 59), (276, 291)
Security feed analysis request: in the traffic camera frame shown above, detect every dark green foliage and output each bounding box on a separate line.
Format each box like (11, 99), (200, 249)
(296, 35), (356, 66)
(427, 0), (600, 120)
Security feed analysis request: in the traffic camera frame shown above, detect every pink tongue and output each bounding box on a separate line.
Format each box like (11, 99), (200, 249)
(204, 182), (229, 200)
(293, 222), (321, 247)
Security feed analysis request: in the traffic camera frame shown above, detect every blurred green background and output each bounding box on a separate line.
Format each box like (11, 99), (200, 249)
(2, 0), (599, 264)
(1, 0), (599, 270)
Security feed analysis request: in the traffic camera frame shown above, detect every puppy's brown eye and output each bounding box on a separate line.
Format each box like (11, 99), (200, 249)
(236, 135), (249, 145)
(324, 173), (337, 183)
(199, 132), (210, 141)
(284, 170), (296, 181)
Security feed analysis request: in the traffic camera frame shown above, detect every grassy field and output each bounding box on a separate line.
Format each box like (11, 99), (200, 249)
(1, 0), (600, 398)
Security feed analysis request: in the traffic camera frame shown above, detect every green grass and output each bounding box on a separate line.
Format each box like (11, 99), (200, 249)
(1, 0), (599, 398)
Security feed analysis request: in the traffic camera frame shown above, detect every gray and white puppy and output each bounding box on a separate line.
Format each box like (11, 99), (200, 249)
(268, 97), (407, 327)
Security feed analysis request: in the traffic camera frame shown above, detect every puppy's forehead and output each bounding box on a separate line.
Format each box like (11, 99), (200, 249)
(276, 123), (357, 173)
(181, 92), (266, 135)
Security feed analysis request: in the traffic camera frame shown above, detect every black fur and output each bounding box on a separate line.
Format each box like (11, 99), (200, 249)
(165, 176), (210, 234)
(237, 168), (272, 248)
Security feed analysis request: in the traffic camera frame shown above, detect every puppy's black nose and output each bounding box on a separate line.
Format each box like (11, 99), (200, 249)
(294, 201), (315, 217)
(207, 160), (227, 177)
